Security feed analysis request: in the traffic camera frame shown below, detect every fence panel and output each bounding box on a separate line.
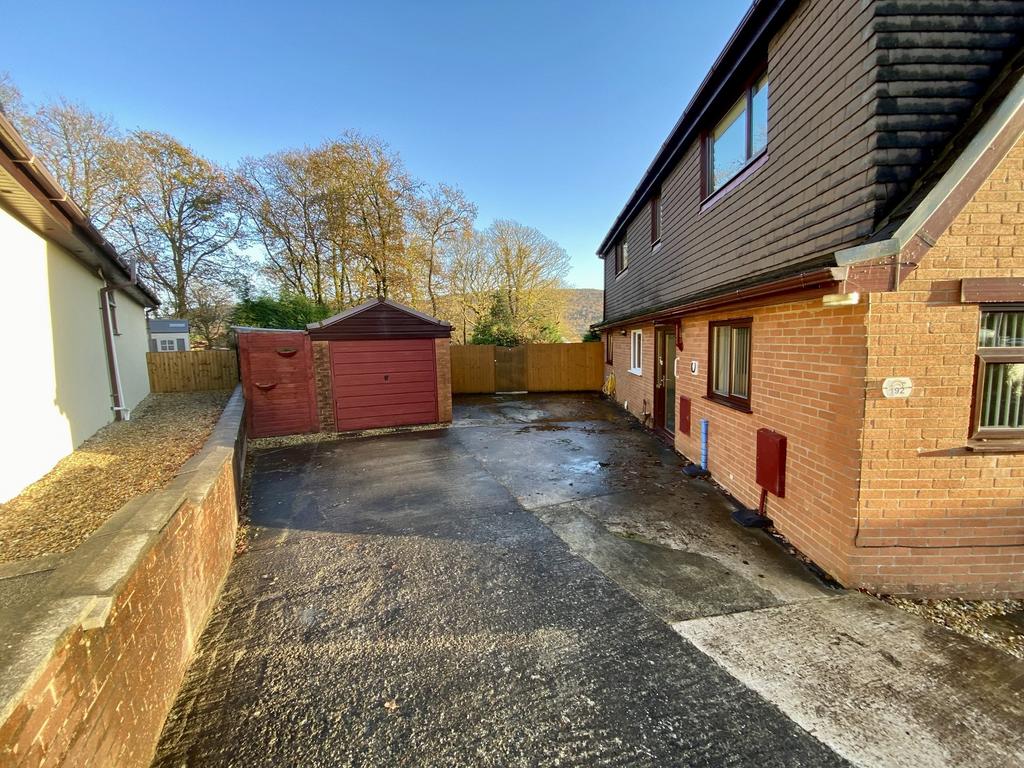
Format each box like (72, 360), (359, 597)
(525, 342), (604, 392)
(147, 350), (240, 393)
(450, 344), (496, 393)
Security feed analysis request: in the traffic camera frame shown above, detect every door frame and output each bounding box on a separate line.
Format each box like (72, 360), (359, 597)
(653, 325), (676, 443)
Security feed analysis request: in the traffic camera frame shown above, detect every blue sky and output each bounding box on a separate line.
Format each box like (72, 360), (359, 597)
(5, 0), (750, 289)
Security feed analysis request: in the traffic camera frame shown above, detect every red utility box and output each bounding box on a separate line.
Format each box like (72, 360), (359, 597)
(678, 396), (691, 435)
(756, 428), (787, 497)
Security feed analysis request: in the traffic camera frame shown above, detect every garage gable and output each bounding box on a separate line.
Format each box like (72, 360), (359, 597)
(307, 298), (452, 341)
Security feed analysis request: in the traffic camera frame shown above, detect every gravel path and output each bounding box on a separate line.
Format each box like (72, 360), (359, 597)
(0, 391), (231, 563)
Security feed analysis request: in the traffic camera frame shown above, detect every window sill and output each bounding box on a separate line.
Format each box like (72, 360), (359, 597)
(966, 439), (1024, 454)
(703, 395), (752, 414)
(651, 240), (662, 253)
(700, 150), (768, 214)
(615, 267), (629, 280)
(628, 368), (643, 377)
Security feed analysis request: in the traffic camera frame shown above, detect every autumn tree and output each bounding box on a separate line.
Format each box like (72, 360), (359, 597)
(116, 131), (240, 316)
(411, 183), (477, 316)
(236, 150), (333, 304)
(349, 137), (418, 300)
(484, 219), (570, 342)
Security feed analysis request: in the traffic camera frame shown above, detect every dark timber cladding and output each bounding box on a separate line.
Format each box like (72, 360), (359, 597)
(598, 0), (1024, 324)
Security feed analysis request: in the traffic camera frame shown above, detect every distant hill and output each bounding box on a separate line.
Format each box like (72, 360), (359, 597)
(561, 288), (603, 341)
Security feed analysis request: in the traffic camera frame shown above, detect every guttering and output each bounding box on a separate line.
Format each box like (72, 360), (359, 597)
(0, 113), (159, 308)
(593, 266), (840, 331)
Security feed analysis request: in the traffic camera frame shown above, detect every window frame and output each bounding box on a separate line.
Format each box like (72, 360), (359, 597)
(706, 317), (753, 412)
(159, 338), (176, 352)
(629, 329), (643, 375)
(969, 306), (1024, 444)
(704, 68), (769, 199)
(650, 190), (662, 245)
(614, 238), (629, 275)
(605, 332), (614, 365)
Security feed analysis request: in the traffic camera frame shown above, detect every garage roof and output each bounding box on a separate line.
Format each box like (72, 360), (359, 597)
(307, 298), (452, 341)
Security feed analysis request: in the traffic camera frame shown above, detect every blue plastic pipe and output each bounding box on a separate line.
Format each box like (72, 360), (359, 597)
(700, 419), (709, 471)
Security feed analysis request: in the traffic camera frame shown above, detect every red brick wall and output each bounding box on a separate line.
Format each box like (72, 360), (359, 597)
(605, 324), (656, 426)
(672, 300), (868, 584)
(435, 338), (453, 424)
(0, 405), (243, 766)
(851, 139), (1024, 596)
(312, 340), (335, 431)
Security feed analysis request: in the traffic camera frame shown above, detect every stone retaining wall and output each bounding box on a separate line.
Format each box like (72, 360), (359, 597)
(0, 386), (246, 767)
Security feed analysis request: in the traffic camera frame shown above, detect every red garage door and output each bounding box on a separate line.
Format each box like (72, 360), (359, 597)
(239, 331), (319, 438)
(331, 339), (438, 431)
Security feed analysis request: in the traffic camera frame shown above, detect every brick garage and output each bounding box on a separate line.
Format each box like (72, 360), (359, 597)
(602, 132), (1024, 598)
(240, 298), (453, 438)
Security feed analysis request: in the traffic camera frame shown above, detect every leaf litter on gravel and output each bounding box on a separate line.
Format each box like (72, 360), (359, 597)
(0, 391), (231, 564)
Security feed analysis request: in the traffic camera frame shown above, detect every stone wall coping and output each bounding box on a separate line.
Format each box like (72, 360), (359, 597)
(0, 386), (245, 725)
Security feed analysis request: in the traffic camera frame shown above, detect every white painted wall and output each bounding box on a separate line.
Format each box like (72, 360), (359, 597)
(0, 205), (151, 501)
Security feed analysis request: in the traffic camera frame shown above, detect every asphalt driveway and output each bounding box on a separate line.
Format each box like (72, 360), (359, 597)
(152, 394), (844, 767)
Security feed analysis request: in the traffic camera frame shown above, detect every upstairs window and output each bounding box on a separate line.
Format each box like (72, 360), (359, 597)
(614, 238), (629, 275)
(972, 307), (1023, 442)
(707, 72), (769, 195)
(708, 318), (752, 410)
(650, 190), (662, 244)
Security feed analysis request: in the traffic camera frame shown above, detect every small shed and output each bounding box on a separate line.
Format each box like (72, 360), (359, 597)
(237, 299), (453, 438)
(148, 319), (190, 352)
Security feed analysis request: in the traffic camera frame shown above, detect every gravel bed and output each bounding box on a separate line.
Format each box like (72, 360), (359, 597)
(0, 391), (231, 564)
(880, 595), (1024, 660)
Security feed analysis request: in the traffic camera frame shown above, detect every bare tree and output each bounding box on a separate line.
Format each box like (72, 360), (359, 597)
(443, 228), (497, 343)
(412, 183), (477, 316)
(116, 131), (240, 316)
(0, 72), (24, 119)
(22, 99), (127, 233)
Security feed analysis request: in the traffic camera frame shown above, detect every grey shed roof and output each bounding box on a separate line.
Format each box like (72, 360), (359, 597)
(148, 319), (189, 333)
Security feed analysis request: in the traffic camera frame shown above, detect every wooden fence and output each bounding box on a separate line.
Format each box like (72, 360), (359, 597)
(451, 342), (603, 394)
(146, 350), (240, 393)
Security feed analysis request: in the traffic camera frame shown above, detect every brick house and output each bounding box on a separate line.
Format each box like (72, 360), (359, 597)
(595, 0), (1024, 597)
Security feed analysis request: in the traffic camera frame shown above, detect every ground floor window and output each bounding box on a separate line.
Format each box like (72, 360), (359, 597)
(973, 307), (1023, 440)
(606, 332), (614, 364)
(159, 338), (177, 352)
(630, 329), (642, 374)
(708, 318), (751, 409)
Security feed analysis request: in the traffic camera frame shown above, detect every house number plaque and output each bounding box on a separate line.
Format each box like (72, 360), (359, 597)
(882, 377), (913, 398)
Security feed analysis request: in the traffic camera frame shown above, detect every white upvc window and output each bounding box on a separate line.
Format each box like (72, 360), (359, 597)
(159, 338), (176, 351)
(629, 329), (643, 374)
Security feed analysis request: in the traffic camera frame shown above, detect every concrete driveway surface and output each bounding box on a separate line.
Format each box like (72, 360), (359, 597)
(151, 394), (1024, 768)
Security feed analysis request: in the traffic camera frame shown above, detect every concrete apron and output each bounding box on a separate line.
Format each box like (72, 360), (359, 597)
(452, 394), (1024, 768)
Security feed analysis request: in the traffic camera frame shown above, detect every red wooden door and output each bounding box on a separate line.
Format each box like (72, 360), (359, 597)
(330, 339), (438, 431)
(238, 332), (318, 438)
